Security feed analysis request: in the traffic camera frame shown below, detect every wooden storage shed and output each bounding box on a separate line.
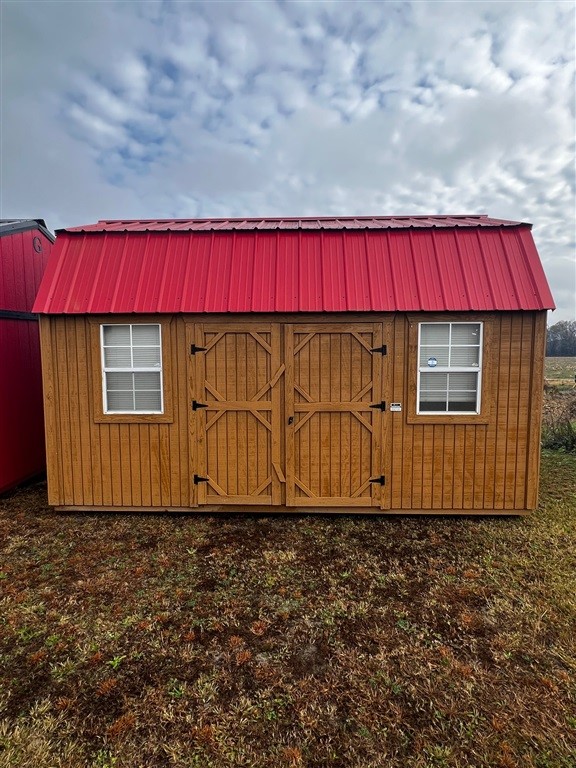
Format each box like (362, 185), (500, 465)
(33, 215), (554, 514)
(0, 219), (54, 494)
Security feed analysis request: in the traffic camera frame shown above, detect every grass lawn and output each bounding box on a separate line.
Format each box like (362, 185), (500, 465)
(545, 357), (576, 387)
(1, 453), (575, 768)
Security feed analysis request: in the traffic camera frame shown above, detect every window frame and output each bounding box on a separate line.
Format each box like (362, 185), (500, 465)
(406, 314), (493, 425)
(101, 323), (164, 415)
(416, 321), (483, 415)
(89, 317), (173, 424)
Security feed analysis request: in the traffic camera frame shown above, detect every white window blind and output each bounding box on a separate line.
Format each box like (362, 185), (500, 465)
(417, 322), (482, 414)
(101, 324), (163, 413)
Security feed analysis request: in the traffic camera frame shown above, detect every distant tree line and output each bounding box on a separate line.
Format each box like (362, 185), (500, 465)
(546, 320), (576, 356)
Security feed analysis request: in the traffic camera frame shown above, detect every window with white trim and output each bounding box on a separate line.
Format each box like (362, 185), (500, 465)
(417, 322), (482, 414)
(101, 324), (163, 413)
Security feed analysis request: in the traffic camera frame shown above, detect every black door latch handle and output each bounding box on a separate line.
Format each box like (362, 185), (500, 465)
(288, 416), (294, 425)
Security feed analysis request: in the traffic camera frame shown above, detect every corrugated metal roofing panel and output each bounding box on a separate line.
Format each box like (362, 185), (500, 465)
(517, 228), (555, 309)
(344, 232), (371, 310)
(34, 217), (555, 314)
(410, 231), (443, 310)
(454, 231), (489, 310)
(435, 231), (469, 311)
(60, 214), (528, 234)
(321, 232), (346, 311)
(479, 230), (518, 310)
(279, 233), (299, 312)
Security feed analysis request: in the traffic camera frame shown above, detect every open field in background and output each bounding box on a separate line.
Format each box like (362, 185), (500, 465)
(1, 450), (575, 768)
(542, 366), (576, 451)
(545, 357), (576, 387)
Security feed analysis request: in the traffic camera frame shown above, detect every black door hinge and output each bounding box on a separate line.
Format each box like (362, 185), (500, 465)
(194, 474), (209, 484)
(190, 344), (207, 355)
(369, 475), (386, 485)
(191, 400), (208, 410)
(371, 345), (387, 355)
(370, 401), (386, 411)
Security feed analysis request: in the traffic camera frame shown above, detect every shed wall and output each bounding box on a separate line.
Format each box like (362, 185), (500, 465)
(0, 319), (46, 493)
(0, 228), (52, 493)
(39, 311), (546, 513)
(40, 315), (192, 508)
(0, 227), (51, 312)
(385, 311), (545, 512)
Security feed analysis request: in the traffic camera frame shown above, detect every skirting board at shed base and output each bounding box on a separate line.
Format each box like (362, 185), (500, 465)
(55, 505), (529, 516)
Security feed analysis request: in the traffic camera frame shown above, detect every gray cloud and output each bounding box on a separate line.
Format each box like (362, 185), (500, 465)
(1, 0), (574, 319)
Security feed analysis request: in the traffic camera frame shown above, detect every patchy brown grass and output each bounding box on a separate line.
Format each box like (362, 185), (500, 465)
(1, 453), (575, 768)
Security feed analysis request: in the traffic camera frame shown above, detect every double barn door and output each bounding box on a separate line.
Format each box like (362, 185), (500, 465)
(189, 322), (387, 509)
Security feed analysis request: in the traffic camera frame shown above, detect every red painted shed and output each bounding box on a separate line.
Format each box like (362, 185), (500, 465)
(0, 219), (54, 494)
(34, 215), (555, 514)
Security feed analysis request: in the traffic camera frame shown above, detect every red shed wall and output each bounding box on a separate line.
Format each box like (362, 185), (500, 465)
(0, 227), (52, 493)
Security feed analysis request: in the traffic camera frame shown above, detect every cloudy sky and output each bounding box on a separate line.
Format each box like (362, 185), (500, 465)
(2, 0), (574, 320)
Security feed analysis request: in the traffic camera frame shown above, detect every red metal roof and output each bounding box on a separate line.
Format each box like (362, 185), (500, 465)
(62, 214), (524, 233)
(34, 216), (555, 314)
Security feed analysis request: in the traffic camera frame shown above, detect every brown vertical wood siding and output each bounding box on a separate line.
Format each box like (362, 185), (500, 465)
(40, 315), (193, 509)
(385, 311), (546, 512)
(39, 311), (546, 514)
